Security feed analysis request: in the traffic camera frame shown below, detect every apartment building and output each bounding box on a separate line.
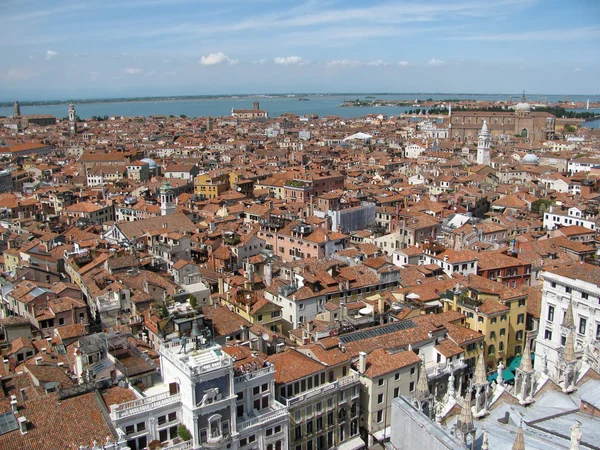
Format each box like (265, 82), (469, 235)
(533, 263), (600, 384)
(443, 274), (528, 370)
(267, 348), (364, 450)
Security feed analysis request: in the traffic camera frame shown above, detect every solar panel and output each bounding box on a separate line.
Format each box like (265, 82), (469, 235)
(0, 411), (18, 436)
(339, 320), (416, 343)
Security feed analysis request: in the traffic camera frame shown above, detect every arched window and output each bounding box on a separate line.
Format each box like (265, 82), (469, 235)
(488, 344), (495, 356)
(276, 441), (282, 450)
(208, 414), (222, 440)
(521, 128), (528, 138)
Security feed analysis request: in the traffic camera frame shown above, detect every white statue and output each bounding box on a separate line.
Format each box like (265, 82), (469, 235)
(481, 429), (489, 450)
(497, 361), (504, 386)
(542, 351), (548, 375)
(570, 421), (582, 450)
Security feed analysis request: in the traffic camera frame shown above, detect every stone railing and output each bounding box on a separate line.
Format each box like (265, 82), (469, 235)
(162, 440), (193, 450)
(110, 391), (181, 420)
(285, 373), (359, 408)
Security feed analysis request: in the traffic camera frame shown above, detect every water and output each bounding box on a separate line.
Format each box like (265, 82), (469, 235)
(1, 93), (599, 127)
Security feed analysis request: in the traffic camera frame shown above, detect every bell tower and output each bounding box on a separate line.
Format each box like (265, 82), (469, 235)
(160, 181), (176, 216)
(477, 120), (491, 166)
(13, 101), (21, 118)
(68, 103), (77, 136)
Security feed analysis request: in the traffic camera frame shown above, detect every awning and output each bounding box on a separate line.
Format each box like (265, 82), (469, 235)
(337, 435), (366, 450)
(425, 300), (442, 308)
(487, 368), (515, 382)
(372, 426), (392, 442)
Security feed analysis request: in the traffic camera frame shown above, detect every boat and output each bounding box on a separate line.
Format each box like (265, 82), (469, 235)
(298, 98), (310, 101)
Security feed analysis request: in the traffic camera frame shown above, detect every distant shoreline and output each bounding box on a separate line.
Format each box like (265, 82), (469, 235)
(2, 92), (598, 108)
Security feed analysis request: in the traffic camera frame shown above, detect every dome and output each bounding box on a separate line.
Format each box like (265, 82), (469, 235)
(515, 102), (531, 112)
(141, 158), (158, 169)
(521, 153), (539, 165)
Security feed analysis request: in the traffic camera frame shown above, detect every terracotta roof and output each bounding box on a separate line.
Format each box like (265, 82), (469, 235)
(360, 348), (421, 378)
(266, 348), (325, 384)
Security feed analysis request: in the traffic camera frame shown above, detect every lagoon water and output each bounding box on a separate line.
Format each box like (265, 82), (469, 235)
(1, 93), (599, 127)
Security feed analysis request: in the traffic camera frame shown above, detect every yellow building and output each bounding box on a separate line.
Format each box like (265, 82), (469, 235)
(443, 274), (527, 371)
(4, 249), (21, 273)
(220, 287), (284, 334)
(193, 173), (229, 199)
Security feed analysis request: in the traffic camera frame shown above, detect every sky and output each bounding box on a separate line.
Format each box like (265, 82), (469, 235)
(1, 0), (599, 100)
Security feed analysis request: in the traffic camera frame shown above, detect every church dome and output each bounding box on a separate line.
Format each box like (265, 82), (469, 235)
(141, 158), (158, 169)
(521, 153), (539, 165)
(515, 102), (531, 113)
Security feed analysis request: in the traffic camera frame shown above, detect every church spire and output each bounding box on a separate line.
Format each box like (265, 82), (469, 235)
(519, 336), (533, 373)
(512, 421), (526, 450)
(564, 329), (576, 363)
(415, 360), (430, 400)
(474, 352), (487, 386)
(562, 300), (575, 330)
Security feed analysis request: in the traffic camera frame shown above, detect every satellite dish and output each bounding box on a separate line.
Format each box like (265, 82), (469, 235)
(262, 333), (270, 341)
(237, 187), (242, 192)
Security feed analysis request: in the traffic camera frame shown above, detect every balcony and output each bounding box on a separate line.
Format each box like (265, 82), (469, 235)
(233, 365), (275, 384)
(426, 359), (467, 380)
(283, 373), (359, 408)
(162, 440), (193, 450)
(236, 402), (288, 432)
(110, 391), (182, 420)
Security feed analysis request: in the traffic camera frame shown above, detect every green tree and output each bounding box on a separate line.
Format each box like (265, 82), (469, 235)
(189, 295), (197, 310)
(160, 303), (168, 318)
(178, 425), (192, 442)
(532, 199), (553, 214)
(563, 124), (576, 133)
(180, 114), (188, 118)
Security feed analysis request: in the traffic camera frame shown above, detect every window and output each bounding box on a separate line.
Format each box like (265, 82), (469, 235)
(307, 420), (313, 435)
(378, 379), (384, 387)
(517, 314), (524, 325)
(378, 393), (383, 404)
(545, 329), (553, 340)
(565, 286), (571, 293)
(409, 381), (415, 392)
(551, 282), (556, 288)
(490, 317), (497, 324)
(499, 341), (504, 352)
(500, 328), (506, 336)
(262, 383), (268, 392)
(137, 422), (146, 432)
(328, 412), (334, 426)
(579, 317), (587, 335)
(487, 345), (495, 356)
(518, 299), (526, 307)
(377, 410), (383, 423)
(516, 330), (523, 341)
(394, 387), (399, 397)
(548, 305), (555, 322)
(581, 292), (588, 300)
(410, 367), (415, 376)
(253, 386), (260, 395)
(478, 316), (484, 323)
(295, 426), (302, 441)
(394, 372), (400, 381)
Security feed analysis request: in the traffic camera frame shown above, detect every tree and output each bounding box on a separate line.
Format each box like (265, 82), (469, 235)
(189, 295), (197, 310)
(160, 303), (168, 318)
(563, 124), (576, 133)
(180, 114), (188, 119)
(532, 199), (553, 214)
(177, 425), (192, 442)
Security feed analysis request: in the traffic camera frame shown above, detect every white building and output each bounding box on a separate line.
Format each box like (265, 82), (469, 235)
(534, 263), (600, 385)
(110, 338), (289, 450)
(543, 206), (598, 231)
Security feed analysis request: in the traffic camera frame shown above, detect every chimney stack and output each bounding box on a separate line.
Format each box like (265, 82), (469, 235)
(264, 263), (273, 287)
(358, 352), (367, 374)
(35, 357), (43, 366)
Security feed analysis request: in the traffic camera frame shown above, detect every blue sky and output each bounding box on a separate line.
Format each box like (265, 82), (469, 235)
(1, 0), (599, 100)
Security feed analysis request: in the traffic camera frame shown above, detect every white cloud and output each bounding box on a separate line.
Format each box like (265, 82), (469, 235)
(574, 67), (581, 72)
(327, 59), (361, 67)
(199, 52), (238, 66)
(428, 58), (444, 66)
(366, 60), (387, 66)
(124, 68), (143, 75)
(327, 59), (390, 67)
(45, 50), (58, 60)
(398, 61), (410, 66)
(274, 56), (304, 65)
(252, 59), (267, 64)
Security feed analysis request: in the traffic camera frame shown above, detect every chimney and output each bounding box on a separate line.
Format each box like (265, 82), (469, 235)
(35, 357), (43, 366)
(358, 352), (367, 374)
(46, 337), (52, 350)
(18, 416), (27, 435)
(3, 359), (9, 375)
(10, 396), (17, 412)
(218, 277), (224, 295)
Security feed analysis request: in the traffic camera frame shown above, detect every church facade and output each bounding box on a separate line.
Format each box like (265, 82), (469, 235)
(449, 101), (556, 143)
